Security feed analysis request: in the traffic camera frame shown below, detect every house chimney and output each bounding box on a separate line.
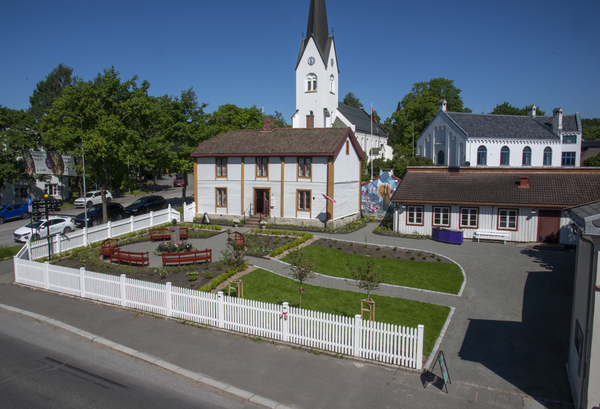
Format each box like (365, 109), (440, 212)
(262, 116), (275, 131)
(552, 107), (563, 135)
(306, 112), (314, 129)
(518, 176), (530, 188)
(438, 99), (447, 112)
(527, 104), (537, 118)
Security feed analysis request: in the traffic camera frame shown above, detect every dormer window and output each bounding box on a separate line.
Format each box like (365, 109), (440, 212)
(306, 74), (317, 92)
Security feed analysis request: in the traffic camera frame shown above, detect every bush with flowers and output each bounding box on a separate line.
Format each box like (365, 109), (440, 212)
(155, 241), (194, 254)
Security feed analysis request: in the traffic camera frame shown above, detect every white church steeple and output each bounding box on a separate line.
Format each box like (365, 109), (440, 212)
(292, 0), (339, 128)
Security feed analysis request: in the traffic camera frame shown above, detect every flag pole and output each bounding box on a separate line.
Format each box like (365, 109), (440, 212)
(370, 102), (373, 180)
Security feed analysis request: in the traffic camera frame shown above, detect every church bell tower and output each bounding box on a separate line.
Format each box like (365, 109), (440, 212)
(292, 0), (339, 129)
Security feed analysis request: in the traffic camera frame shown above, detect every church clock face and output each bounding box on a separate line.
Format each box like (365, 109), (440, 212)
(307, 56), (315, 66)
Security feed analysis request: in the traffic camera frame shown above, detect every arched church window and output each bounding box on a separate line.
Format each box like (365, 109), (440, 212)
(500, 146), (510, 166)
(437, 150), (445, 165)
(306, 74), (317, 92)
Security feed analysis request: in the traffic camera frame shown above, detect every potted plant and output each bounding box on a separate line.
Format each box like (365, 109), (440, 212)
(260, 220), (267, 230)
(233, 218), (240, 228)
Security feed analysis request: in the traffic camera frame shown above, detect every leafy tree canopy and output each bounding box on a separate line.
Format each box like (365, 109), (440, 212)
(583, 152), (600, 167)
(489, 102), (546, 116)
(387, 78), (471, 153)
(366, 154), (434, 180)
(0, 106), (38, 200)
(205, 104), (264, 137)
(582, 118), (600, 141)
(343, 92), (361, 109)
(29, 63), (77, 122)
(272, 110), (289, 128)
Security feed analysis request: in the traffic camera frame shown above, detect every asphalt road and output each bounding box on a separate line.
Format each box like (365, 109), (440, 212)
(0, 308), (263, 409)
(1, 174), (194, 248)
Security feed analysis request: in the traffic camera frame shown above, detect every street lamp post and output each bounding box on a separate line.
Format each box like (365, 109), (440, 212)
(64, 114), (87, 244)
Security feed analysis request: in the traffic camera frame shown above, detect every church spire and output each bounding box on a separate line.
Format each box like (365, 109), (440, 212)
(306, 0), (329, 54)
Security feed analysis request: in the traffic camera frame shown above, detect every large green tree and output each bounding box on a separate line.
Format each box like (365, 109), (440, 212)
(42, 67), (153, 223)
(343, 92), (361, 109)
(29, 63), (77, 122)
(0, 107), (39, 202)
(489, 102), (545, 116)
(582, 118), (600, 141)
(205, 104), (264, 138)
(387, 78), (471, 153)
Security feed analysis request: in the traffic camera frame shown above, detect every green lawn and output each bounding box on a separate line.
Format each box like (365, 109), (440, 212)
(240, 269), (450, 356)
(282, 246), (463, 294)
(0, 244), (24, 260)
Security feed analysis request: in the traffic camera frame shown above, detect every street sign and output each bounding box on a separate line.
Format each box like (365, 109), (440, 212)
(27, 198), (32, 213)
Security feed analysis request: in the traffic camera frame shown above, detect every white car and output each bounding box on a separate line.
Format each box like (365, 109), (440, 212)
(74, 190), (113, 208)
(13, 216), (75, 242)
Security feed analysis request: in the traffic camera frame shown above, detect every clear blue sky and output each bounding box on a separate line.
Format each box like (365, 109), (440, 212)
(2, 0), (599, 121)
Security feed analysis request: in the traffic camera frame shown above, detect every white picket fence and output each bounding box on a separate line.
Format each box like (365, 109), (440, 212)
(13, 257), (424, 369)
(24, 204), (188, 261)
(183, 201), (195, 222)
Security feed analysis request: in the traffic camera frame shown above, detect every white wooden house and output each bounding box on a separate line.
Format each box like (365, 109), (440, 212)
(390, 166), (600, 244)
(191, 117), (365, 228)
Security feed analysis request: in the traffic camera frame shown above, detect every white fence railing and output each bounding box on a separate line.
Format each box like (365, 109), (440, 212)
(25, 205), (186, 261)
(13, 258), (424, 369)
(183, 202), (195, 222)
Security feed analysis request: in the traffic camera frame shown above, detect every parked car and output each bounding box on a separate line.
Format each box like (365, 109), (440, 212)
(74, 203), (127, 228)
(125, 195), (168, 215)
(74, 190), (113, 208)
(13, 216), (74, 242)
(0, 203), (30, 224)
(173, 176), (185, 187)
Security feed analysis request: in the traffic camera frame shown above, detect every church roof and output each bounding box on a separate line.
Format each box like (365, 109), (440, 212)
(295, 0), (336, 71)
(444, 112), (574, 140)
(191, 127), (365, 160)
(337, 103), (388, 137)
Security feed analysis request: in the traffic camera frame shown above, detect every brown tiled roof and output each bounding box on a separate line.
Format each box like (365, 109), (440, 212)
(391, 167), (600, 208)
(191, 127), (365, 159)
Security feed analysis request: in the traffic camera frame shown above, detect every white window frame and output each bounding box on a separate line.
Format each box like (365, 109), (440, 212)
(216, 188), (227, 207)
(460, 207), (478, 229)
(498, 209), (518, 231)
(297, 190), (311, 211)
(406, 206), (423, 226)
(433, 207), (450, 227)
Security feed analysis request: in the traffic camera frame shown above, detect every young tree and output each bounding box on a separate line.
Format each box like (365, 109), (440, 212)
(347, 240), (384, 301)
(0, 107), (39, 203)
(29, 63), (77, 121)
(42, 67), (153, 224)
(286, 246), (317, 308)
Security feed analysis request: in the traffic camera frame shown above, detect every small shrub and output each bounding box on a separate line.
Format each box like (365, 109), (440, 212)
(437, 257), (441, 262)
(411, 256), (415, 260)
(205, 273), (213, 279)
(376, 247), (381, 251)
(382, 254), (387, 258)
(329, 243), (332, 248)
(393, 247), (398, 251)
(338, 246), (342, 250)
(422, 256), (427, 260)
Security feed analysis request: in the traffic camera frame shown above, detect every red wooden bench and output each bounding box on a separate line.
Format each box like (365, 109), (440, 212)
(162, 249), (212, 267)
(110, 249), (150, 267)
(102, 238), (119, 260)
(150, 227), (189, 242)
(227, 231), (245, 250)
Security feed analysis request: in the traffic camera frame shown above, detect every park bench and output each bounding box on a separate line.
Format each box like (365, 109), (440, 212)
(101, 238), (119, 259)
(473, 229), (510, 244)
(150, 227), (188, 242)
(110, 249), (150, 267)
(227, 231), (245, 249)
(162, 249), (212, 267)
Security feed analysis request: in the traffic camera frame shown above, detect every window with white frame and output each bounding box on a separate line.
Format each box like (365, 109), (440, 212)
(216, 188), (227, 207)
(15, 186), (29, 199)
(306, 74), (317, 92)
(298, 157), (311, 178)
(298, 190), (311, 211)
(433, 207), (450, 227)
(44, 184), (58, 196)
(406, 206), (423, 225)
(256, 157), (268, 177)
(216, 158), (227, 177)
(498, 209), (517, 230)
(460, 207), (478, 228)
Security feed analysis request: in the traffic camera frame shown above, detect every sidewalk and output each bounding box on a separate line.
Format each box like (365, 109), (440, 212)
(0, 224), (576, 408)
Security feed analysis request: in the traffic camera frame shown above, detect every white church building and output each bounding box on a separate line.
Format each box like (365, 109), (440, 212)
(291, 0), (392, 162)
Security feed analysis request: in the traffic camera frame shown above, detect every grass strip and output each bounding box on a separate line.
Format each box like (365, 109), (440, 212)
(282, 245), (463, 294)
(240, 268), (450, 357)
(0, 245), (24, 260)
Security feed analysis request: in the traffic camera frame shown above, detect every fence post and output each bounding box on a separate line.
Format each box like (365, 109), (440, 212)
(150, 211), (154, 227)
(217, 291), (224, 328)
(282, 302), (289, 342)
(79, 267), (86, 298)
(83, 227), (88, 247)
(27, 239), (31, 261)
(416, 325), (424, 370)
(55, 235), (61, 255)
(130, 215), (135, 233)
(107, 221), (112, 238)
(353, 314), (362, 358)
(120, 274), (127, 307)
(43, 261), (50, 290)
(166, 282), (172, 317)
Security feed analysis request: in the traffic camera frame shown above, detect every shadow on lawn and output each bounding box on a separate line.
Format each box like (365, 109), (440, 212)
(458, 247), (575, 405)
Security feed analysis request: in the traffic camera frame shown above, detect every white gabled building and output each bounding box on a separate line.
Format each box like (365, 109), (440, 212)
(417, 100), (582, 168)
(291, 0), (392, 162)
(191, 117), (365, 228)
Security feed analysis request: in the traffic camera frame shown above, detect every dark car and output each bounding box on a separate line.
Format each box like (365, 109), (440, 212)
(74, 203), (127, 228)
(125, 195), (168, 216)
(0, 203), (30, 224)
